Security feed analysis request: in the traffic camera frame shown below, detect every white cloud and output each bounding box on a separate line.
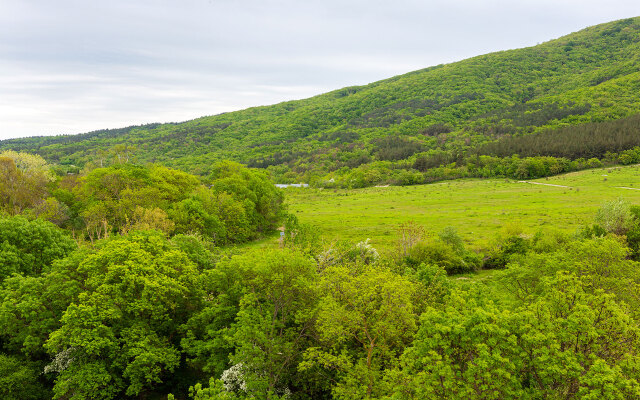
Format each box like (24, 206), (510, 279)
(0, 0), (638, 140)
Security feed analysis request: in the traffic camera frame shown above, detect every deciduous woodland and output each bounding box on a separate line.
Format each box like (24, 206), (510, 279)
(1, 150), (640, 399)
(2, 16), (640, 400)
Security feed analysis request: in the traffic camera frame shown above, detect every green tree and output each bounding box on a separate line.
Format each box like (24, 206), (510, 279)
(228, 249), (319, 398)
(404, 239), (476, 274)
(188, 377), (242, 399)
(595, 197), (634, 235)
(208, 161), (284, 235)
(0, 353), (51, 400)
(170, 198), (227, 244)
(75, 163), (199, 237)
(0, 249), (90, 359)
(390, 273), (640, 399)
(44, 231), (204, 399)
(389, 289), (525, 400)
(497, 236), (640, 314)
(0, 215), (76, 281)
(301, 263), (420, 399)
(184, 249), (321, 399)
(0, 151), (54, 215)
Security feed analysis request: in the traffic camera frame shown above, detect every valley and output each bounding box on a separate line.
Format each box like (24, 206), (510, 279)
(285, 164), (640, 250)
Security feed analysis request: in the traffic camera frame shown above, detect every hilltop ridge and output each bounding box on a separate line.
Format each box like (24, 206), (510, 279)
(3, 16), (640, 184)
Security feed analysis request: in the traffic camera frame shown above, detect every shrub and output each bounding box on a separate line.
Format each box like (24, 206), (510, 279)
(405, 240), (475, 275)
(595, 198), (633, 235)
(483, 235), (530, 269)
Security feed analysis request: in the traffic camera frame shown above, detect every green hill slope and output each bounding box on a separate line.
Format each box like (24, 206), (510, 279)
(3, 17), (640, 182)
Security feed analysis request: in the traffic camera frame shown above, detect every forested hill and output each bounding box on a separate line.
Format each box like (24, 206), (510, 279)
(3, 17), (640, 183)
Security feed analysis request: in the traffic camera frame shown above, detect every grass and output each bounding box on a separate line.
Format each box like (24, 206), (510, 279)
(283, 165), (640, 251)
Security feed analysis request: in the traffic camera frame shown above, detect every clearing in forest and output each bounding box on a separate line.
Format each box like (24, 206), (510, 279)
(285, 165), (640, 250)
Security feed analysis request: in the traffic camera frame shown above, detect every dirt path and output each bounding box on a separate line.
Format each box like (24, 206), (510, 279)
(519, 182), (640, 191)
(518, 181), (571, 188)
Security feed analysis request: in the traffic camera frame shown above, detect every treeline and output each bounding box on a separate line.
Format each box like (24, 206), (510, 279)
(476, 112), (640, 159)
(2, 194), (640, 399)
(321, 151), (621, 189)
(475, 101), (592, 129)
(316, 113), (640, 188)
(0, 151), (283, 246)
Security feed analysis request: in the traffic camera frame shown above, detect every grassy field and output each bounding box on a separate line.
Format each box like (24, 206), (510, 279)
(283, 165), (640, 252)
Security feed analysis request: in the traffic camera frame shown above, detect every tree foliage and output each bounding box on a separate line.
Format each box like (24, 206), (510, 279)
(0, 215), (76, 281)
(1, 192), (640, 399)
(43, 231), (204, 399)
(0, 151), (54, 215)
(301, 263), (420, 399)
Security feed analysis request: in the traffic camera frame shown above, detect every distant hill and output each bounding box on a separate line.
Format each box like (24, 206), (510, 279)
(3, 17), (640, 183)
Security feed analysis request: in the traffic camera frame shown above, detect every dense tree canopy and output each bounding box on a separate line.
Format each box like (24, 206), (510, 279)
(1, 178), (640, 399)
(44, 231), (204, 399)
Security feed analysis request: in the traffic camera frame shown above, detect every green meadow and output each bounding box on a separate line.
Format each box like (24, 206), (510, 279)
(285, 165), (640, 251)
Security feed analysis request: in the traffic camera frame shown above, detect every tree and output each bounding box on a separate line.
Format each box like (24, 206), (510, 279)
(183, 249), (321, 399)
(390, 289), (525, 400)
(170, 198), (227, 244)
(390, 273), (640, 399)
(0, 151), (54, 215)
(0, 215), (76, 281)
(595, 197), (634, 235)
(497, 236), (640, 314)
(0, 354), (51, 400)
(301, 263), (420, 399)
(76, 163), (198, 237)
(0, 248), (90, 360)
(44, 231), (204, 399)
(208, 161), (284, 235)
(395, 221), (425, 259)
(228, 249), (319, 398)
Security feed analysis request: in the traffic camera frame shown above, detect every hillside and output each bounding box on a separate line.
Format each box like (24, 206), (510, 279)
(3, 17), (640, 182)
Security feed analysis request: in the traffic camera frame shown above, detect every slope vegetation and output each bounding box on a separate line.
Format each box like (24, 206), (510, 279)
(3, 17), (640, 183)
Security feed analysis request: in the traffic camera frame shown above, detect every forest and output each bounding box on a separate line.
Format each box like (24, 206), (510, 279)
(1, 149), (640, 400)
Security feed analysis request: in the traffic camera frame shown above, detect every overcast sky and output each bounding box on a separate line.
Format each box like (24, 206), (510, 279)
(0, 0), (638, 140)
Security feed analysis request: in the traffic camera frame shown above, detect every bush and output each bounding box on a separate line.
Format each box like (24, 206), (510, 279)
(405, 240), (475, 275)
(595, 198), (633, 235)
(483, 235), (530, 269)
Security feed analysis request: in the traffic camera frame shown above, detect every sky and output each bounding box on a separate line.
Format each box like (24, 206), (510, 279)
(1, 1), (639, 140)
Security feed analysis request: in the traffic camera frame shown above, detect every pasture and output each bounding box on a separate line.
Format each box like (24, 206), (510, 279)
(284, 165), (640, 251)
